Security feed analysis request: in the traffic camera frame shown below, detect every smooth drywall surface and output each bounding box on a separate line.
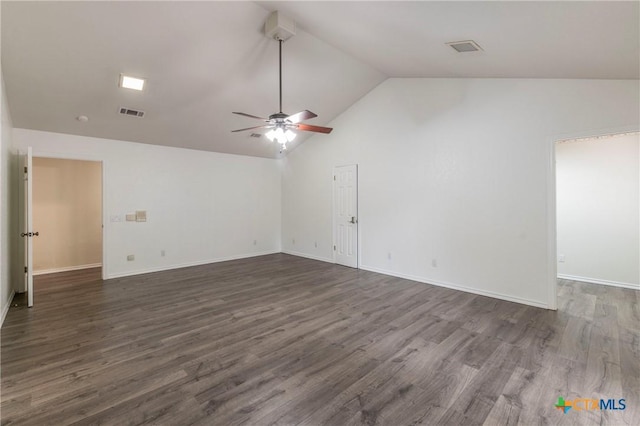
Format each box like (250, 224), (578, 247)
(282, 78), (639, 308)
(556, 133), (639, 288)
(13, 129), (281, 278)
(33, 158), (103, 274)
(1, 70), (15, 324)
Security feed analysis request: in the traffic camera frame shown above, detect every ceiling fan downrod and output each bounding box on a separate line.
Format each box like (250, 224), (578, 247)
(230, 11), (333, 143)
(278, 38), (283, 114)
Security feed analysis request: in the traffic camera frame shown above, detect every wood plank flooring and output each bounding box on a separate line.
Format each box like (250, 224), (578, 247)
(1, 254), (638, 425)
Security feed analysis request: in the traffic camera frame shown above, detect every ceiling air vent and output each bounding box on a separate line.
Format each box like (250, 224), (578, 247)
(119, 107), (145, 118)
(249, 133), (261, 138)
(446, 40), (483, 53)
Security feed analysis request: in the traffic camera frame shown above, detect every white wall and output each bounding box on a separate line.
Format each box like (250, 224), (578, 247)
(33, 158), (103, 274)
(13, 129), (282, 279)
(282, 78), (640, 308)
(5, 78), (639, 311)
(556, 134), (639, 288)
(1, 70), (16, 325)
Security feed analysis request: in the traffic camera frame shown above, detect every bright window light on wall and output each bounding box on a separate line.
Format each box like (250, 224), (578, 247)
(119, 74), (145, 91)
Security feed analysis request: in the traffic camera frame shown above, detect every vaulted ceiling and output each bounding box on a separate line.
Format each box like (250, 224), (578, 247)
(2, 1), (638, 158)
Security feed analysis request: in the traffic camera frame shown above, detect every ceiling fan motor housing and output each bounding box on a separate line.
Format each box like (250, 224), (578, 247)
(264, 11), (296, 41)
(269, 112), (289, 121)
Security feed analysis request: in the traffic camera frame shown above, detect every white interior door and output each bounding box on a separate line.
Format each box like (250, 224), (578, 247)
(334, 165), (358, 268)
(18, 147), (34, 307)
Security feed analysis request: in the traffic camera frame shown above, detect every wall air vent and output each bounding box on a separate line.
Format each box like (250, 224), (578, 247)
(119, 107), (145, 118)
(446, 40), (483, 53)
(249, 133), (262, 138)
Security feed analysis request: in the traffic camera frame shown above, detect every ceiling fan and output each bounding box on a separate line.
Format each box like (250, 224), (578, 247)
(232, 27), (333, 150)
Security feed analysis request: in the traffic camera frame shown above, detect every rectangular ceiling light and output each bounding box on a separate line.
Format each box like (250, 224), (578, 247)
(119, 74), (145, 91)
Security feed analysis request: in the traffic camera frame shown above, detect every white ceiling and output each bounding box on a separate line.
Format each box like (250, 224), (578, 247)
(2, 1), (638, 159)
(260, 0), (640, 79)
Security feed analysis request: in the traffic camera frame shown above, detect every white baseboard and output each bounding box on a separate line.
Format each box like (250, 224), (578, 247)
(105, 250), (281, 279)
(557, 274), (639, 290)
(281, 250), (334, 264)
(105, 250), (551, 309)
(1, 290), (16, 328)
(34, 263), (102, 276)
(360, 264), (549, 309)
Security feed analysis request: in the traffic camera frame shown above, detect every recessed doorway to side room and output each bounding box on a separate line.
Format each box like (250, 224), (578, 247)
(32, 157), (103, 285)
(554, 131), (640, 312)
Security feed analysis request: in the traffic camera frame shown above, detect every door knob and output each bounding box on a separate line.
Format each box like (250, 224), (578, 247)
(349, 216), (357, 224)
(20, 232), (39, 237)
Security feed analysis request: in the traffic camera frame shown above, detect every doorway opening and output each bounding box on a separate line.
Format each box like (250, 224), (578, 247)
(551, 130), (639, 309)
(28, 156), (104, 305)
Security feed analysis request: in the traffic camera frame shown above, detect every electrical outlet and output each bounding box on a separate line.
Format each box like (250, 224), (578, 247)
(292, 238), (295, 245)
(127, 254), (135, 261)
(253, 240), (257, 246)
(558, 254), (565, 263)
(161, 250), (165, 257)
(431, 258), (438, 268)
(314, 241), (318, 248)
(387, 252), (392, 260)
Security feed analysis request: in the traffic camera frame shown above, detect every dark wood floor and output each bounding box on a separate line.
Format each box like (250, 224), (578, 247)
(1, 254), (638, 425)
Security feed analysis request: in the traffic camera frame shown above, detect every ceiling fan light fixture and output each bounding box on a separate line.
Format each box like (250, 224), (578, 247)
(285, 129), (296, 142)
(265, 129), (276, 140)
(266, 126), (296, 146)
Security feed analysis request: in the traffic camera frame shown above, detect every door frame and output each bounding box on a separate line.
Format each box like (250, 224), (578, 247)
(332, 164), (360, 268)
(31, 151), (108, 281)
(18, 148), (34, 305)
(546, 124), (639, 311)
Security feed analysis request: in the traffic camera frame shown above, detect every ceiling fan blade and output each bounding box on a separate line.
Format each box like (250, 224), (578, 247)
(286, 110), (318, 124)
(296, 123), (333, 134)
(232, 112), (268, 120)
(231, 125), (272, 133)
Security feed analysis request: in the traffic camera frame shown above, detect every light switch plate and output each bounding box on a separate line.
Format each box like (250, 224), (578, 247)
(136, 210), (147, 222)
(125, 214), (136, 222)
